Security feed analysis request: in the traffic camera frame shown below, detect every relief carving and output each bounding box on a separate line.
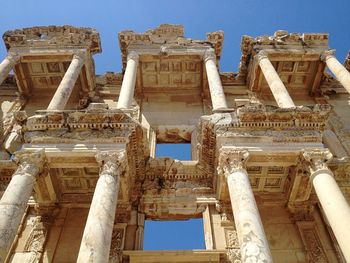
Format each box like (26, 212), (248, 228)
(227, 248), (241, 263)
(109, 228), (125, 263)
(14, 150), (46, 177)
(302, 149), (333, 178)
(96, 150), (126, 178)
(218, 148), (249, 176)
(22, 214), (53, 263)
(225, 229), (239, 248)
(297, 222), (328, 262)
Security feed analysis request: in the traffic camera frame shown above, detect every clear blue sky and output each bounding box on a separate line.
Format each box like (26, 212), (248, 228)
(1, 0), (349, 75)
(1, 0), (349, 250)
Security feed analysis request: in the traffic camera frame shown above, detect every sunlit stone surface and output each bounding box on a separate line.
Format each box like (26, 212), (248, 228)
(0, 24), (349, 263)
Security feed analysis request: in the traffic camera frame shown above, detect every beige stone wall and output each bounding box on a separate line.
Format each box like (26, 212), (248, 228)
(260, 204), (306, 262)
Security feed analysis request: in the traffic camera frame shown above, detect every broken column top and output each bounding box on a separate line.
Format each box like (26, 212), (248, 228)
(2, 25), (102, 54)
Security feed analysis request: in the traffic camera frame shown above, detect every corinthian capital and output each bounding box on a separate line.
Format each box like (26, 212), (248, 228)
(203, 49), (216, 63)
(127, 51), (139, 62)
(256, 50), (269, 62)
(218, 148), (249, 176)
(14, 149), (46, 176)
(72, 51), (87, 63)
(320, 49), (336, 61)
(7, 52), (20, 64)
(302, 149), (333, 177)
(96, 150), (126, 177)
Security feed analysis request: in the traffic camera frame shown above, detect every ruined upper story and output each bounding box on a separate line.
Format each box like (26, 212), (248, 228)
(0, 24), (347, 134)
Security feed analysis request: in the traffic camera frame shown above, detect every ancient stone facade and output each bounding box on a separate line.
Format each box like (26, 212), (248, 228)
(0, 24), (349, 262)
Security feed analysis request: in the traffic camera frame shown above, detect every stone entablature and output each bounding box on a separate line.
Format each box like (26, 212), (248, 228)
(118, 24), (223, 69)
(3, 25), (101, 54)
(238, 30), (328, 80)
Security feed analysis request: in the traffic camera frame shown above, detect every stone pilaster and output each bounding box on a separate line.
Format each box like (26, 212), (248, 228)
(47, 52), (86, 110)
(321, 50), (350, 95)
(219, 148), (272, 263)
(303, 149), (350, 261)
(257, 51), (295, 108)
(0, 150), (45, 262)
(204, 49), (228, 111)
(117, 51), (139, 109)
(77, 150), (126, 263)
(0, 52), (20, 85)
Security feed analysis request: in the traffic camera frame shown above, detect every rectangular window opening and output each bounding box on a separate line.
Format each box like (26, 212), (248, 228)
(156, 143), (191, 160)
(143, 219), (205, 250)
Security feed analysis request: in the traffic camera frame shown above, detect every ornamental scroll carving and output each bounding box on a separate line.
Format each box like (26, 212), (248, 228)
(296, 222), (328, 262)
(302, 149), (333, 178)
(109, 227), (125, 263)
(218, 148), (249, 176)
(23, 215), (52, 263)
(96, 150), (126, 178)
(227, 248), (241, 263)
(14, 150), (46, 177)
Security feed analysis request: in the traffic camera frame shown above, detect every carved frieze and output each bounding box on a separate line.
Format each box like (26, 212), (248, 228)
(296, 221), (329, 262)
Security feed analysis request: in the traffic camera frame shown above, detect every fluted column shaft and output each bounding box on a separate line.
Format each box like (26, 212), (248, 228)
(322, 51), (350, 94)
(204, 49), (228, 111)
(77, 150), (125, 263)
(0, 53), (20, 85)
(304, 150), (350, 261)
(117, 52), (139, 109)
(220, 149), (272, 263)
(47, 52), (86, 110)
(0, 150), (45, 262)
(257, 51), (295, 108)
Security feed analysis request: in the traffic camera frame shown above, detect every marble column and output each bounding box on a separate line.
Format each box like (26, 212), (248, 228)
(77, 150), (125, 263)
(204, 49), (228, 111)
(0, 150), (45, 262)
(303, 149), (350, 261)
(47, 52), (86, 110)
(257, 51), (295, 108)
(219, 148), (272, 263)
(0, 53), (20, 85)
(321, 50), (350, 95)
(117, 51), (139, 109)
